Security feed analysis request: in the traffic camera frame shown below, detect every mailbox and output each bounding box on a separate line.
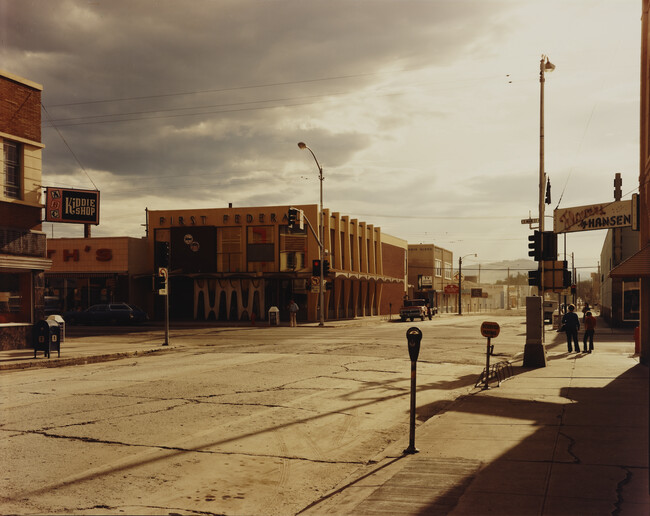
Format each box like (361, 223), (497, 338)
(47, 314), (65, 343)
(406, 327), (422, 362)
(32, 319), (61, 359)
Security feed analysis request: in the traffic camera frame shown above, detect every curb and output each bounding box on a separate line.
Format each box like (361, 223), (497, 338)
(0, 346), (175, 372)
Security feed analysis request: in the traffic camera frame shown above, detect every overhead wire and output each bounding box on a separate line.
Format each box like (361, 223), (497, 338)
(41, 105), (99, 190)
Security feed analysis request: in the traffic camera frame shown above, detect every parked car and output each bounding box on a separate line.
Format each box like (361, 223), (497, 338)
(63, 303), (148, 325)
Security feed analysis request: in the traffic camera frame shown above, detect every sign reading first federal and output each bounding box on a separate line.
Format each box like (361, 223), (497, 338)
(45, 187), (100, 225)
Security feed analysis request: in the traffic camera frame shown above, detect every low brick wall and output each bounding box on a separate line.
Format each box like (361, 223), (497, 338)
(0, 324), (31, 351)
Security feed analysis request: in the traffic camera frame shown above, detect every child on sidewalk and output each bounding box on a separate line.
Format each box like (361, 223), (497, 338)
(583, 311), (597, 353)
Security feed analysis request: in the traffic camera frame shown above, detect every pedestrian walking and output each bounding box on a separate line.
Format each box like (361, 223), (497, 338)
(583, 311), (597, 353)
(562, 304), (581, 353)
(288, 299), (299, 327)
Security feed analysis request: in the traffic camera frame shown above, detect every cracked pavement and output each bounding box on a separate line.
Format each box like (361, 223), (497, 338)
(1, 315), (507, 515)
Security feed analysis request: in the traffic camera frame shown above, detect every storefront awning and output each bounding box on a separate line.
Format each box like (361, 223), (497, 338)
(45, 272), (125, 279)
(609, 243), (650, 278)
(0, 255), (51, 270)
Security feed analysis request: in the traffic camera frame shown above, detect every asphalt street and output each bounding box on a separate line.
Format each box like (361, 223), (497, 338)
(1, 312), (526, 515)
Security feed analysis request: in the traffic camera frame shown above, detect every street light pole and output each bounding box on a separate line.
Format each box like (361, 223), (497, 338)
(298, 142), (325, 327)
(539, 55), (554, 296)
(458, 253), (477, 315)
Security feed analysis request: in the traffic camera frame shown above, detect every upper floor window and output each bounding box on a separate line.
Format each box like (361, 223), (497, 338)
(435, 259), (442, 277)
(444, 262), (452, 280)
(3, 140), (21, 199)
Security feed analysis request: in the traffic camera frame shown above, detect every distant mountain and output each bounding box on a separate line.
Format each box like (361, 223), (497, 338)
(463, 259), (536, 284)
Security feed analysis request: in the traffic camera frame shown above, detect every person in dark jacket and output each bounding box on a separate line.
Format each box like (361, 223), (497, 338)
(562, 304), (580, 353)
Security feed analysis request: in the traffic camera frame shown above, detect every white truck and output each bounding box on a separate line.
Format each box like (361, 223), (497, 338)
(399, 299), (428, 322)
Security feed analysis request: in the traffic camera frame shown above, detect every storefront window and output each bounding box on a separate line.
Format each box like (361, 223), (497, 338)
(217, 227), (243, 272)
(247, 226), (275, 272)
(622, 280), (640, 321)
(0, 273), (20, 312)
(0, 271), (29, 322)
(279, 226), (307, 272)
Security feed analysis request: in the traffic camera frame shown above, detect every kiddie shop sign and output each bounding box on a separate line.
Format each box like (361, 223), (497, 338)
(45, 187), (100, 225)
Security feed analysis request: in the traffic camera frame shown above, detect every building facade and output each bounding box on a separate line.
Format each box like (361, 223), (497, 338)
(406, 244), (455, 312)
(610, 1), (650, 364)
(147, 205), (407, 323)
(0, 70), (50, 350)
(600, 227), (640, 326)
(44, 237), (150, 315)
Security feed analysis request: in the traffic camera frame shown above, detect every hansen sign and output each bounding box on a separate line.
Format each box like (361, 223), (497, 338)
(45, 187), (100, 225)
(553, 195), (638, 234)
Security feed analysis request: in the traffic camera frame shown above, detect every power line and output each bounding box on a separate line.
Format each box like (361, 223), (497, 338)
(41, 105), (99, 190)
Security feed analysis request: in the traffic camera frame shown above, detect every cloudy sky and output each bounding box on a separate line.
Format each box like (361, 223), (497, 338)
(1, 0), (642, 278)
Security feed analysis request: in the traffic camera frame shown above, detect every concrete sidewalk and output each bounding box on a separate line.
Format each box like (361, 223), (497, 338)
(303, 328), (650, 515)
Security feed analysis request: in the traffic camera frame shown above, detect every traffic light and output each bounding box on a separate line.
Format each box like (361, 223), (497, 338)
(528, 231), (541, 261)
(312, 259), (321, 276)
(563, 268), (572, 288)
(323, 260), (330, 275)
(528, 231), (557, 261)
(528, 268), (541, 287)
(288, 207), (298, 229)
(542, 231), (557, 260)
(155, 241), (170, 268)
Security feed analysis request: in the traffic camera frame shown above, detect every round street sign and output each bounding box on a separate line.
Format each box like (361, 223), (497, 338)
(480, 321), (500, 338)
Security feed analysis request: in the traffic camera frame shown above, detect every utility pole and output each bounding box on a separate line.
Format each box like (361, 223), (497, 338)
(507, 267), (511, 310)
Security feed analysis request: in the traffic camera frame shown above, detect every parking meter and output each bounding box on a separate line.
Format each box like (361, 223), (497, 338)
(404, 327), (422, 455)
(406, 327), (422, 362)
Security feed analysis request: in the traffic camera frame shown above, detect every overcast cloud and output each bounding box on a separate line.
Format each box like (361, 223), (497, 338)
(1, 0), (641, 277)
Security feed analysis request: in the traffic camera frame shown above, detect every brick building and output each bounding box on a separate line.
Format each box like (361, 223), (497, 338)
(147, 205), (406, 323)
(610, 0), (650, 364)
(406, 244), (455, 313)
(44, 237), (150, 315)
(0, 70), (50, 349)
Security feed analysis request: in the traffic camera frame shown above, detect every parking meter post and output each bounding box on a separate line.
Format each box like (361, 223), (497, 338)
(404, 359), (418, 455)
(404, 327), (422, 455)
(483, 336), (491, 391)
(164, 286), (170, 346)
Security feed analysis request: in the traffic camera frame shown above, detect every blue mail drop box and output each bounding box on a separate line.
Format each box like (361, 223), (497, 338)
(32, 319), (61, 359)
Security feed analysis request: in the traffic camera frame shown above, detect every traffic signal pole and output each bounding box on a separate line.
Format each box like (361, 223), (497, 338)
(288, 206), (325, 326)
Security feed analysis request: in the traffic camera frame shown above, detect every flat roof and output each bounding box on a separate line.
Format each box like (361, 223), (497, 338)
(0, 69), (43, 91)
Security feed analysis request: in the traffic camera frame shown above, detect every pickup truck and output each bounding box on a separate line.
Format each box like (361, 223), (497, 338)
(399, 299), (429, 322)
(543, 300), (558, 323)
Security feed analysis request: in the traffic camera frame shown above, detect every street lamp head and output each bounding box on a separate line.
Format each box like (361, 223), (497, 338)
(297, 142), (307, 149)
(544, 57), (555, 72)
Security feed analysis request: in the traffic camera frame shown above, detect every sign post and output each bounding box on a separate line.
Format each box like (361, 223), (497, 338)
(158, 267), (169, 346)
(480, 322), (500, 390)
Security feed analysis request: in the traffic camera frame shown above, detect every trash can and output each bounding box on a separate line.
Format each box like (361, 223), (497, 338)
(47, 314), (65, 343)
(268, 306), (280, 326)
(552, 313), (560, 329)
(33, 319), (61, 358)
